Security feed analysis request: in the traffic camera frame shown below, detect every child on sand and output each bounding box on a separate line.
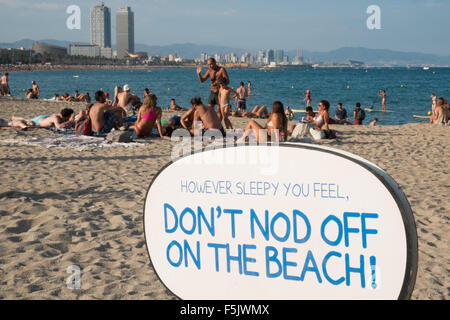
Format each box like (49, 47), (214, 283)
(218, 78), (237, 129)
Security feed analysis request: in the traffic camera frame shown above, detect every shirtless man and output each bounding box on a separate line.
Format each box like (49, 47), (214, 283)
(180, 107), (195, 134)
(191, 97), (226, 137)
(197, 58), (230, 121)
(32, 81), (40, 99)
(1, 73), (9, 96)
(118, 84), (140, 114)
(89, 91), (124, 135)
(117, 84), (133, 112)
(11, 108), (75, 129)
(218, 79), (236, 129)
(236, 82), (248, 112)
(379, 90), (387, 111)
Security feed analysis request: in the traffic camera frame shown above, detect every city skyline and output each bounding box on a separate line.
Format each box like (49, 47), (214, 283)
(0, 0), (448, 56)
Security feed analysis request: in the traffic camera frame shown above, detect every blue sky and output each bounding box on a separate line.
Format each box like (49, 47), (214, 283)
(0, 0), (449, 55)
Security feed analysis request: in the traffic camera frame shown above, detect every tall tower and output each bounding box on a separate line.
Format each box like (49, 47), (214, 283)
(116, 6), (135, 59)
(90, 2), (111, 48)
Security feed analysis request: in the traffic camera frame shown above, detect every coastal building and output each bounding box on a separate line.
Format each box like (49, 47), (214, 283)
(68, 44), (101, 57)
(256, 49), (265, 63)
(266, 49), (274, 64)
(294, 48), (304, 65)
(32, 42), (67, 56)
(116, 6), (135, 59)
(90, 3), (111, 49)
(274, 49), (284, 63)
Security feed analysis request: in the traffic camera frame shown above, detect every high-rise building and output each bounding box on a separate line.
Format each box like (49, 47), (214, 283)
(116, 6), (135, 59)
(274, 49), (284, 63)
(90, 3), (111, 49)
(266, 49), (275, 64)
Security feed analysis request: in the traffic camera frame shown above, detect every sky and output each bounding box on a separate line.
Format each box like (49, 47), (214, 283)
(0, 0), (449, 55)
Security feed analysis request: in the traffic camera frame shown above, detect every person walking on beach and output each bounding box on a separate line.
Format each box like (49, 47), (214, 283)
(353, 102), (365, 125)
(248, 82), (252, 96)
(1, 73), (9, 96)
(196, 57), (230, 122)
(236, 82), (248, 112)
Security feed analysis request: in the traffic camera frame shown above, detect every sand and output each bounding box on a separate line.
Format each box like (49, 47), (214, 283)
(0, 97), (448, 300)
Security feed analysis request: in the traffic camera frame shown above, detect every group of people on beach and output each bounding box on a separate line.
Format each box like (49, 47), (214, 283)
(429, 93), (450, 125)
(2, 61), (449, 141)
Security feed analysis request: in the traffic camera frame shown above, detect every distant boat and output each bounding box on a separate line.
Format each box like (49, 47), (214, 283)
(73, 75), (79, 78)
(423, 66), (430, 71)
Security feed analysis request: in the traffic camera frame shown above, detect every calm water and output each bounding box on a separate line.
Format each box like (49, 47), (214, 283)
(8, 67), (450, 125)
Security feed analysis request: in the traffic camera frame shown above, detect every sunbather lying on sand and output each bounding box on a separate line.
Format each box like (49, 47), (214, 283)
(9, 108), (75, 129)
(232, 105), (269, 119)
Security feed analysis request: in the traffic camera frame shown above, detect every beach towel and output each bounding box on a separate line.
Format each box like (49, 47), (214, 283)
(0, 134), (144, 151)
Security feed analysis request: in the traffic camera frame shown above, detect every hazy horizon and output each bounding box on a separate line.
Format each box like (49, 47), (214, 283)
(0, 0), (449, 55)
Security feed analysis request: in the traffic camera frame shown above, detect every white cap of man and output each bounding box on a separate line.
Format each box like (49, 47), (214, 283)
(123, 84), (130, 92)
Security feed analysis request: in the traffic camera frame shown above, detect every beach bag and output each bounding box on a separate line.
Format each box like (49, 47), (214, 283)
(356, 109), (366, 121)
(106, 130), (134, 143)
(75, 115), (92, 136)
(323, 129), (337, 139)
(291, 122), (310, 139)
(310, 128), (326, 141)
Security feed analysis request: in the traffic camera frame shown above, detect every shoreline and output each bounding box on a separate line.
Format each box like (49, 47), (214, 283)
(4, 64), (448, 74)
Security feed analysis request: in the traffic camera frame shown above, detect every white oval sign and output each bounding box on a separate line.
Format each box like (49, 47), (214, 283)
(144, 145), (418, 300)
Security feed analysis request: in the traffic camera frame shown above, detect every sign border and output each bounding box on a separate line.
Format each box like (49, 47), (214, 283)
(142, 143), (418, 300)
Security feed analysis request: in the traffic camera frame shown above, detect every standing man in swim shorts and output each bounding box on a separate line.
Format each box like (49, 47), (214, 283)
(196, 58), (230, 125)
(236, 82), (248, 113)
(1, 73), (9, 96)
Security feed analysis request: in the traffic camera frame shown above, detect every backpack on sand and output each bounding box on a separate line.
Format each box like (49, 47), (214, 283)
(75, 115), (92, 136)
(357, 108), (366, 121)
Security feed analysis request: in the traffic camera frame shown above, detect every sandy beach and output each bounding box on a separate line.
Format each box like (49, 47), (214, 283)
(0, 97), (448, 300)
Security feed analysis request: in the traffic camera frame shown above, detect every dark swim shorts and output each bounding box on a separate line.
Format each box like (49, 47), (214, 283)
(208, 91), (219, 106)
(98, 111), (118, 134)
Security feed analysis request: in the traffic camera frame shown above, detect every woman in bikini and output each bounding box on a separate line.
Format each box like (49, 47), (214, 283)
(130, 94), (166, 138)
(238, 101), (288, 143)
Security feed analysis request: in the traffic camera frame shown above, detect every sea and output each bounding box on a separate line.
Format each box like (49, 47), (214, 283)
(8, 67), (450, 126)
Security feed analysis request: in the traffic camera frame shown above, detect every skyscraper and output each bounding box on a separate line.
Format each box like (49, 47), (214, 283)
(116, 6), (135, 59)
(274, 49), (284, 63)
(90, 2), (111, 48)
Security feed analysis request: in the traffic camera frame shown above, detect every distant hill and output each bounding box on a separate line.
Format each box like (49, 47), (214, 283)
(1, 39), (449, 66)
(288, 47), (450, 66)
